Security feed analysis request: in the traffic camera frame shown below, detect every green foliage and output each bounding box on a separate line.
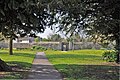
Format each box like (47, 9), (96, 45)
(42, 38), (51, 42)
(35, 37), (39, 42)
(50, 0), (120, 54)
(0, 33), (4, 41)
(0, 0), (55, 38)
(100, 48), (107, 50)
(102, 51), (118, 62)
(48, 34), (63, 41)
(32, 46), (47, 51)
(0, 0), (55, 55)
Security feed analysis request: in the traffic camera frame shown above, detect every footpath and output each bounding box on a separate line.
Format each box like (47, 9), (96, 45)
(27, 52), (62, 80)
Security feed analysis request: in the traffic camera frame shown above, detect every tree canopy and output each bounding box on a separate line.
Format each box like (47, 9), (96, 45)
(48, 34), (63, 41)
(0, 0), (53, 38)
(48, 0), (120, 62)
(0, 0), (120, 70)
(0, 0), (55, 54)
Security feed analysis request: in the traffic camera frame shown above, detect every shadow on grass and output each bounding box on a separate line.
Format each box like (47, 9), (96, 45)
(54, 64), (119, 80)
(47, 54), (101, 59)
(7, 61), (32, 70)
(0, 52), (8, 54)
(13, 52), (35, 58)
(0, 61), (32, 79)
(27, 65), (62, 79)
(0, 51), (35, 58)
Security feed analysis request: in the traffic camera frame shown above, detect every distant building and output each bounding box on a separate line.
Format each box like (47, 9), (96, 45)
(13, 37), (34, 43)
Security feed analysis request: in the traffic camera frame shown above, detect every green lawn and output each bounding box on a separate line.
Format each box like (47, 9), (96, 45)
(0, 49), (36, 79)
(0, 49), (119, 80)
(45, 50), (119, 80)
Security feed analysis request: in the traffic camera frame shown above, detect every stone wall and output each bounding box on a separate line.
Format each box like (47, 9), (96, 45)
(0, 42), (32, 49)
(73, 42), (102, 50)
(0, 42), (113, 50)
(32, 42), (61, 50)
(0, 42), (8, 48)
(13, 43), (32, 48)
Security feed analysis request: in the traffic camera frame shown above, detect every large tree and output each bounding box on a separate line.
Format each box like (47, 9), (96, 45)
(0, 33), (4, 41)
(0, 0), (54, 55)
(0, 0), (119, 71)
(0, 0), (54, 71)
(49, 0), (120, 63)
(83, 0), (120, 63)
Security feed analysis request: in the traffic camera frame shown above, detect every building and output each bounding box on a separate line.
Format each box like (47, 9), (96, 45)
(13, 37), (34, 43)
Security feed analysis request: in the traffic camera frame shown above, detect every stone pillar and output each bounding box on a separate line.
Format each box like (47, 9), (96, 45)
(69, 41), (73, 50)
(59, 42), (63, 51)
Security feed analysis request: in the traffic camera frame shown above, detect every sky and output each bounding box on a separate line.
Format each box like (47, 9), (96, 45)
(37, 27), (66, 38)
(37, 28), (53, 38)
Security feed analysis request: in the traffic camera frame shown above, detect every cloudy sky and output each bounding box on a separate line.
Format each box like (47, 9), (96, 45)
(37, 28), (53, 38)
(37, 27), (66, 38)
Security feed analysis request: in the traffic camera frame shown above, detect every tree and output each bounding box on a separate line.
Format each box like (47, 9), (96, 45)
(35, 37), (41, 42)
(0, 0), (54, 55)
(0, 0), (119, 71)
(83, 0), (120, 63)
(0, 0), (54, 71)
(82, 0), (120, 63)
(0, 33), (4, 41)
(48, 34), (62, 41)
(49, 0), (120, 63)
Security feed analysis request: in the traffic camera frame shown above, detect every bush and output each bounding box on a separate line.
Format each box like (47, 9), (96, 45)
(32, 46), (47, 51)
(102, 51), (118, 62)
(100, 48), (107, 50)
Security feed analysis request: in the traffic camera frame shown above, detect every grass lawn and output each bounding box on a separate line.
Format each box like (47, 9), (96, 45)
(45, 50), (119, 80)
(0, 49), (36, 79)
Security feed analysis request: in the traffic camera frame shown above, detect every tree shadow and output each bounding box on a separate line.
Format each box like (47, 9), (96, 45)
(0, 52), (35, 58)
(0, 52), (8, 54)
(0, 61), (32, 79)
(26, 64), (62, 79)
(47, 54), (101, 59)
(6, 61), (32, 70)
(13, 52), (35, 58)
(54, 64), (119, 80)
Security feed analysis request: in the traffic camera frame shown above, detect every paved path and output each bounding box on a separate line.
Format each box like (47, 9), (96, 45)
(27, 52), (62, 80)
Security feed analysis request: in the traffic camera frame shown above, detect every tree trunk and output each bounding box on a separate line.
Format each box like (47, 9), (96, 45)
(9, 38), (13, 55)
(115, 36), (120, 63)
(0, 59), (12, 71)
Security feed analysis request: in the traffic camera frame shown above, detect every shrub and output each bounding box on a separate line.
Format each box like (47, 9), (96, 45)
(100, 48), (107, 50)
(102, 51), (118, 62)
(32, 46), (47, 51)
